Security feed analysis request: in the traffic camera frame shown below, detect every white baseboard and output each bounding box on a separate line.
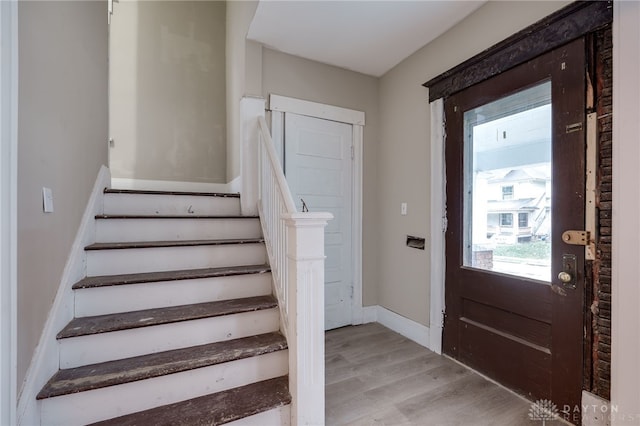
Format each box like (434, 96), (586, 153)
(111, 177), (234, 194)
(17, 166), (111, 426)
(360, 305), (430, 349)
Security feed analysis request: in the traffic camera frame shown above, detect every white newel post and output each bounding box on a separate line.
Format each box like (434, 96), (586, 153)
(240, 96), (265, 216)
(285, 212), (332, 426)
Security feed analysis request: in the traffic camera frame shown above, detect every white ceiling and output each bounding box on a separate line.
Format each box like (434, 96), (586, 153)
(247, 1), (486, 77)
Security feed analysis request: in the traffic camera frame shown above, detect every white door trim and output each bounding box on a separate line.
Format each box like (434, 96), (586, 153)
(269, 94), (365, 126)
(269, 94), (364, 326)
(351, 124), (363, 325)
(0, 1), (19, 424)
(429, 98), (446, 354)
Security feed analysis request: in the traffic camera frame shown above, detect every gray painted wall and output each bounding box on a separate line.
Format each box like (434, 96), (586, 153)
(262, 48), (380, 307)
(17, 1), (108, 388)
(110, 1), (227, 184)
(226, 1), (260, 182)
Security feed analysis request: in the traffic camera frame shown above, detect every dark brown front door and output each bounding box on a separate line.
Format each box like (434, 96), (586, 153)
(444, 38), (585, 423)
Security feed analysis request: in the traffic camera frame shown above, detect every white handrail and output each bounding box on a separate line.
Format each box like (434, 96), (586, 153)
(254, 112), (331, 426)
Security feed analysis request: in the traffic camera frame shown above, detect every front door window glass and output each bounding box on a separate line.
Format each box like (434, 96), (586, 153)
(463, 81), (552, 282)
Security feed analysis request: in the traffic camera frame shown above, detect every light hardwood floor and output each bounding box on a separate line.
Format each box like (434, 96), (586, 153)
(325, 323), (566, 426)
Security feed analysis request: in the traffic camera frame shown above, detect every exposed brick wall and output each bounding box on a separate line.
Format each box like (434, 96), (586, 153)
(590, 25), (613, 400)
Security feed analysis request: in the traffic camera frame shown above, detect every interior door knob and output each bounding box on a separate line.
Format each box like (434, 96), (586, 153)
(558, 271), (572, 283)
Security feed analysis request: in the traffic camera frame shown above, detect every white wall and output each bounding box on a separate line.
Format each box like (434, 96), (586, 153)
(110, 1), (227, 184)
(261, 48), (380, 306)
(17, 0), (108, 390)
(611, 0), (640, 422)
(377, 0), (571, 326)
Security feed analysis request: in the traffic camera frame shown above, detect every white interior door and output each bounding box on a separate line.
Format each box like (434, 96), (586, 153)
(284, 113), (353, 330)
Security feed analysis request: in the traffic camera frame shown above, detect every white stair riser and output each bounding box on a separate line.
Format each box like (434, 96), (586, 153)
(103, 193), (240, 216)
(75, 273), (273, 316)
(59, 308), (279, 369)
(40, 350), (289, 426)
(86, 244), (267, 276)
(95, 218), (262, 242)
(227, 405), (291, 426)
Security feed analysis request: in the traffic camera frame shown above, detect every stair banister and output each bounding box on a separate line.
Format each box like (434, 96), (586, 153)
(246, 97), (331, 426)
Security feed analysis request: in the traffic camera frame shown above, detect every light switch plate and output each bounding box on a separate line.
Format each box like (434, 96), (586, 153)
(43, 187), (54, 213)
(401, 202), (407, 216)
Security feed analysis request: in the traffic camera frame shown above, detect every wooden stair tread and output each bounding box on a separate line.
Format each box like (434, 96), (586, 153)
(57, 295), (277, 339)
(95, 214), (259, 219)
(73, 264), (271, 289)
(37, 333), (287, 399)
(104, 188), (240, 198)
(85, 238), (264, 251)
(88, 376), (291, 426)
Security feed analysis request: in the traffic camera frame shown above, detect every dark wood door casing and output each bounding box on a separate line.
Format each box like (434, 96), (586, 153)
(424, 1), (611, 102)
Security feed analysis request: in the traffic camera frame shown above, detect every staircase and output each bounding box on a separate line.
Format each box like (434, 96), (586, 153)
(35, 188), (291, 425)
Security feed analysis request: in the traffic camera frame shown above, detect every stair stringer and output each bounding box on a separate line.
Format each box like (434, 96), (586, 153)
(17, 165), (110, 426)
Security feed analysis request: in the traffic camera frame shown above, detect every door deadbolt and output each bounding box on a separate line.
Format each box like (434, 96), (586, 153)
(559, 254), (577, 289)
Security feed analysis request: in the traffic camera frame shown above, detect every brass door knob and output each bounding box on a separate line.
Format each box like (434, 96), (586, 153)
(558, 271), (572, 283)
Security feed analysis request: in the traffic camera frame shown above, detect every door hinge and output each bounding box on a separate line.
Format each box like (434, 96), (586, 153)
(350, 145), (354, 160)
(442, 216), (448, 233)
(442, 310), (447, 327)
